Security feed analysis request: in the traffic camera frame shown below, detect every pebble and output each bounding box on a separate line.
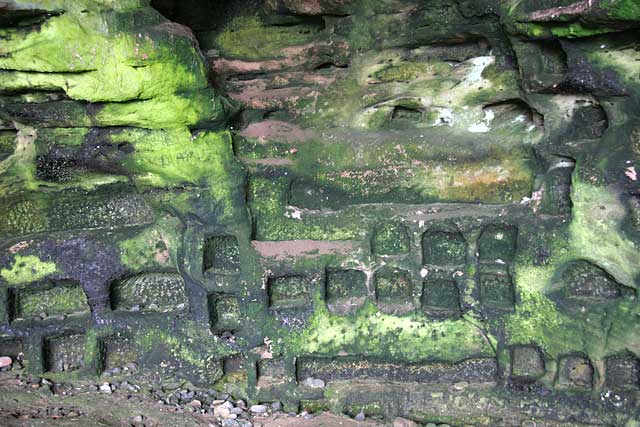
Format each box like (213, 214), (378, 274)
(214, 405), (232, 418)
(99, 383), (112, 394)
(236, 399), (246, 408)
(0, 357), (12, 368)
(355, 410), (365, 421)
(270, 401), (282, 411)
(250, 404), (268, 414)
(187, 399), (202, 409)
(221, 420), (241, 427)
(303, 377), (325, 388)
(453, 381), (469, 391)
(180, 389), (195, 401)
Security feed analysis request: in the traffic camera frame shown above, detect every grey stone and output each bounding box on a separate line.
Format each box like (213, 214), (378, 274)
(303, 377), (325, 388)
(250, 404), (268, 414)
(99, 383), (112, 393)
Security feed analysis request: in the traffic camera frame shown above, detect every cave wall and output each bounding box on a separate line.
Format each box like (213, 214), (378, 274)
(1, 0), (640, 425)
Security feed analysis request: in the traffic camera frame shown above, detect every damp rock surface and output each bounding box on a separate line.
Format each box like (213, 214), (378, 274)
(1, 0), (640, 426)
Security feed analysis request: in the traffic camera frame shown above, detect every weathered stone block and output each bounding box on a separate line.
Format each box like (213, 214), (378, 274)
(203, 235), (240, 274)
(10, 281), (89, 320)
(45, 334), (85, 373)
(421, 277), (461, 319)
(511, 345), (545, 382)
(268, 275), (311, 310)
(209, 293), (242, 331)
(422, 230), (467, 266)
(0, 193), (154, 239)
(11, 280), (89, 321)
(556, 354), (593, 390)
(325, 269), (367, 315)
(605, 354), (639, 390)
(374, 268), (416, 315)
(371, 223), (410, 256)
(110, 272), (188, 313)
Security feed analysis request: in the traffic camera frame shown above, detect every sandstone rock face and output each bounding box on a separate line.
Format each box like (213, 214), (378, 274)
(1, 0), (640, 425)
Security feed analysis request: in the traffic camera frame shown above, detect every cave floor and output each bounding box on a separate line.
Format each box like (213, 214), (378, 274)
(0, 372), (384, 427)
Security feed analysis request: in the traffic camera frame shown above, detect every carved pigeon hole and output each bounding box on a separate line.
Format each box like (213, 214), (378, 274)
(325, 269), (368, 315)
(110, 272), (189, 313)
(203, 235), (241, 274)
(101, 335), (138, 373)
(371, 223), (411, 256)
(479, 270), (515, 311)
(209, 293), (242, 332)
(510, 345), (545, 383)
(373, 267), (417, 315)
(556, 354), (593, 390)
(421, 276), (461, 319)
(268, 275), (311, 310)
(605, 354), (640, 390)
(422, 230), (467, 267)
(45, 334), (85, 373)
(10, 280), (89, 322)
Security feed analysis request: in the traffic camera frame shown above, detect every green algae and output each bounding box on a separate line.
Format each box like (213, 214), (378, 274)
(119, 216), (183, 271)
(16, 283), (89, 319)
(0, 6), (227, 129)
(569, 179), (640, 288)
(589, 47), (640, 89)
(505, 289), (578, 356)
(213, 16), (321, 60)
(113, 129), (243, 220)
(0, 255), (57, 286)
(0, 126), (40, 199)
(135, 321), (236, 384)
(602, 0), (640, 20)
(248, 174), (364, 241)
(277, 299), (494, 362)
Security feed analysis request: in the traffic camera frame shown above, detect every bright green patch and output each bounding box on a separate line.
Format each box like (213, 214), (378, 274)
(119, 216), (183, 271)
(16, 284), (88, 319)
(278, 299), (494, 362)
(505, 290), (578, 356)
(1, 255), (57, 286)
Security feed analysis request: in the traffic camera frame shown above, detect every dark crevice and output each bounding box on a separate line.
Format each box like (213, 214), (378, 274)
(482, 98), (545, 129)
(0, 8), (63, 29)
(314, 62), (349, 71)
